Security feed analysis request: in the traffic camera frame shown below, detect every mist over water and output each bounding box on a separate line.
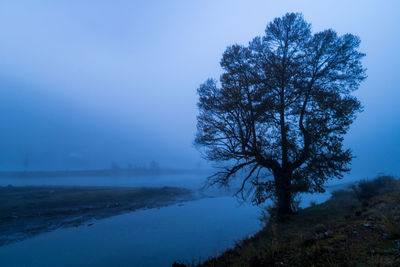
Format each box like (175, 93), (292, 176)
(0, 0), (398, 180)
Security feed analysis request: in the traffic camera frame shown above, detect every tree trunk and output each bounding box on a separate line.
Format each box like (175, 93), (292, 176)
(275, 173), (293, 220)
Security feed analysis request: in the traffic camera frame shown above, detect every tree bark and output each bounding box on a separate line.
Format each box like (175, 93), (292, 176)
(275, 173), (293, 220)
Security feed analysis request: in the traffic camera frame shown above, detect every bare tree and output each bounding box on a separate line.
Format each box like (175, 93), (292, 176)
(195, 13), (366, 219)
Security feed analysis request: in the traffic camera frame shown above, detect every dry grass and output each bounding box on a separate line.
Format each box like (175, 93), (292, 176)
(198, 177), (400, 267)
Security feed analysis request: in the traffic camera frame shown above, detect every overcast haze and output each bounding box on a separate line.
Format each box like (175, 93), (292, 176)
(0, 1), (399, 179)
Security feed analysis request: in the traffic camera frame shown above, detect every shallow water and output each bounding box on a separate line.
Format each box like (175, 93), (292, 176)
(0, 174), (336, 266)
(0, 197), (261, 267)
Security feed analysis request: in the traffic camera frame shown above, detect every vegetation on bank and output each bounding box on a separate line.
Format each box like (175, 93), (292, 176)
(175, 175), (400, 266)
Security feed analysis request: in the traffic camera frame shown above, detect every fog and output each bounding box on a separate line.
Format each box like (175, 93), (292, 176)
(0, 0), (399, 180)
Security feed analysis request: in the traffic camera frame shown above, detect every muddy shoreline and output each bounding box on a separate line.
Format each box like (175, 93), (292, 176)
(0, 185), (195, 247)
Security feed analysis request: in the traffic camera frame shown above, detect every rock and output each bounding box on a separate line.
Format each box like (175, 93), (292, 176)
(315, 230), (333, 240)
(324, 230), (333, 237)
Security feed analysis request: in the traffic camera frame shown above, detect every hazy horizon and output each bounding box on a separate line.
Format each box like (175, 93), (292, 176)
(0, 1), (399, 181)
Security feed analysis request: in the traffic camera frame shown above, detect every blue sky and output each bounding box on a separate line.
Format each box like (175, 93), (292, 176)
(0, 1), (399, 179)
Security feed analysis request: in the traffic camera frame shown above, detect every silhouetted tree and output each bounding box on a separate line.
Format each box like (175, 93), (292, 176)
(195, 13), (366, 219)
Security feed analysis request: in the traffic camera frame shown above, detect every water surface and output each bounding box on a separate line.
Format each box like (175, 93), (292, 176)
(0, 197), (260, 267)
(0, 174), (338, 266)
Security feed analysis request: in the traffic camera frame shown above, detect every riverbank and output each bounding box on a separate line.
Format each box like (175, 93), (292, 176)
(189, 176), (400, 266)
(0, 168), (211, 178)
(0, 185), (195, 247)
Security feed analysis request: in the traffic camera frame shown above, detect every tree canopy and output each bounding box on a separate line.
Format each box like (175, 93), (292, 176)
(195, 13), (366, 219)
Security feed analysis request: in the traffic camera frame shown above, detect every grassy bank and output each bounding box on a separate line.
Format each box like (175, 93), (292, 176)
(0, 186), (194, 246)
(180, 176), (400, 266)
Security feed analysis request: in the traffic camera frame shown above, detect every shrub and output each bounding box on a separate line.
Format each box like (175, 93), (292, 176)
(330, 189), (358, 207)
(351, 175), (398, 201)
(259, 193), (302, 223)
(331, 189), (353, 199)
(259, 205), (272, 226)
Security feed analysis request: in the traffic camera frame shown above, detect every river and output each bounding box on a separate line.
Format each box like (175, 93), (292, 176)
(0, 174), (335, 266)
